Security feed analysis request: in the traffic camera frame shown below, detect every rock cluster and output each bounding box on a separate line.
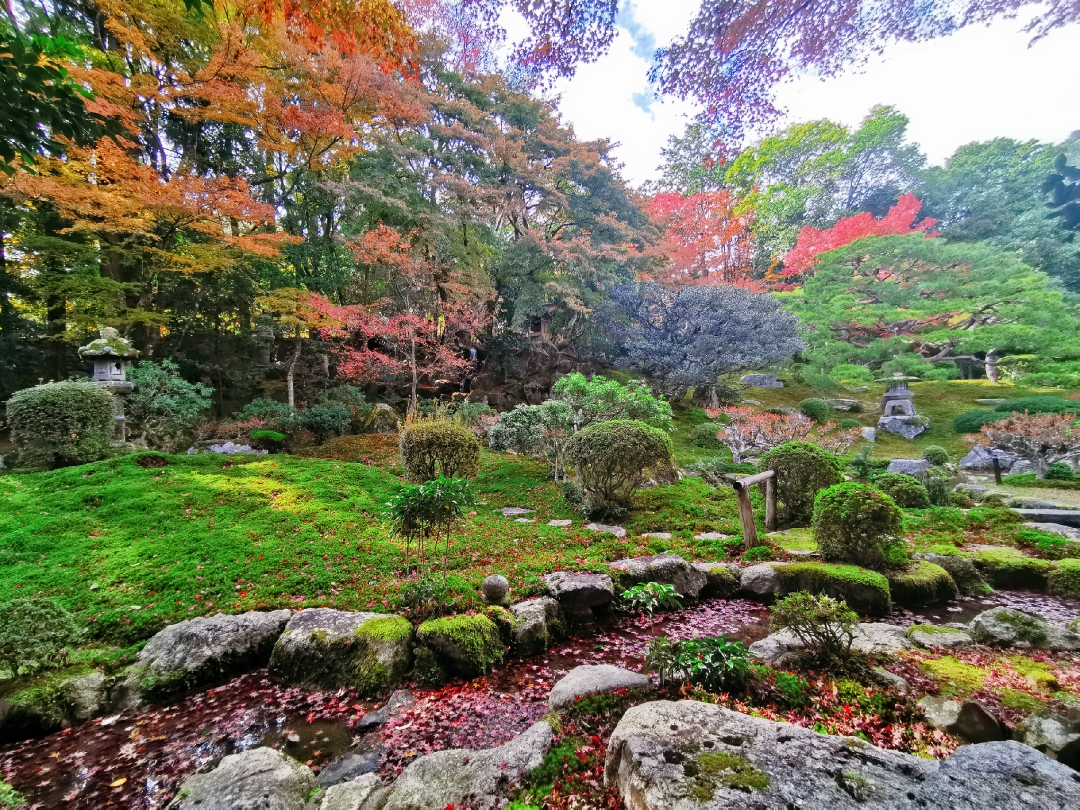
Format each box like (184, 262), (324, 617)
(544, 570), (614, 621)
(609, 554), (707, 598)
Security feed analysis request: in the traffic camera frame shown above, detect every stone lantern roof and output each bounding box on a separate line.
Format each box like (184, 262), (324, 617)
(78, 327), (139, 360)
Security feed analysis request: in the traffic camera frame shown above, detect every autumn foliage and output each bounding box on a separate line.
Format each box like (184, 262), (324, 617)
(649, 190), (756, 285)
(706, 407), (861, 462)
(974, 412), (1080, 475)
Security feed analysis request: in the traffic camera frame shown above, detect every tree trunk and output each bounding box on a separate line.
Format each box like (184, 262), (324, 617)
(286, 328), (302, 409)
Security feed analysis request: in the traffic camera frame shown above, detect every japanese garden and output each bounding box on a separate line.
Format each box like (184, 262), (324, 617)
(5, 1), (1080, 808)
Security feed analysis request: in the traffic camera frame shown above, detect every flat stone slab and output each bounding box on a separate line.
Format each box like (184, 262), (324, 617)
(640, 532), (672, 540)
(907, 625), (975, 650)
(584, 523), (626, 538)
(549, 664), (652, 711)
(694, 532), (731, 540)
(1025, 522), (1080, 541)
(501, 507), (535, 517)
(515, 517), (536, 523)
(547, 519), (573, 527)
(1012, 509), (1080, 528)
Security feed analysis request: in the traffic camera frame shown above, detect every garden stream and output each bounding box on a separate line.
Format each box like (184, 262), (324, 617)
(3, 589), (1080, 809)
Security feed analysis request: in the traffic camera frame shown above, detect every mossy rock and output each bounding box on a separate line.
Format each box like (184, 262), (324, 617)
(1048, 559), (1080, 599)
(692, 562), (741, 598)
(268, 609), (413, 693)
(918, 553), (990, 596)
(416, 614), (505, 678)
(0, 665), (107, 742)
(886, 562), (958, 608)
(972, 548), (1053, 589)
(772, 562), (891, 615)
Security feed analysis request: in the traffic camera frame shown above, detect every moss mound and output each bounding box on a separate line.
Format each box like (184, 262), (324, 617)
(886, 561), (958, 608)
(972, 548), (1053, 589)
(417, 613), (505, 678)
(1048, 558), (1080, 598)
(772, 562), (891, 615)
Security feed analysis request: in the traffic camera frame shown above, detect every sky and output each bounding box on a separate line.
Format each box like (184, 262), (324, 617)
(534, 0), (1080, 187)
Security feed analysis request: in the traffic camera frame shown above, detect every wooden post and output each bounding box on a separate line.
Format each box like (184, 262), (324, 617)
(733, 470), (775, 551)
(765, 475), (776, 532)
(992, 456), (1002, 485)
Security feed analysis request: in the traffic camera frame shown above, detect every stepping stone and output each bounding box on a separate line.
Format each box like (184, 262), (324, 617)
(694, 532), (730, 541)
(515, 517), (536, 523)
(640, 532), (671, 540)
(1025, 522), (1080, 541)
(584, 523), (626, 538)
(501, 507), (535, 517)
(548, 664), (652, 711)
(1012, 508), (1080, 528)
(548, 519), (572, 527)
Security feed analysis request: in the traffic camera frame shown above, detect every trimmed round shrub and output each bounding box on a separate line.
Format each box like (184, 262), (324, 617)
(294, 403), (351, 443)
(566, 419), (674, 509)
(921, 445), (950, 466)
(798, 397), (830, 424)
(812, 483), (907, 570)
(237, 398), (292, 421)
(953, 410), (1007, 434)
(994, 396), (1079, 416)
(838, 418), (862, 430)
(872, 472), (930, 509)
(690, 421), (724, 450)
(1046, 462), (1075, 481)
(399, 420), (481, 482)
(0, 597), (81, 677)
(760, 441), (843, 528)
(6, 380), (116, 467)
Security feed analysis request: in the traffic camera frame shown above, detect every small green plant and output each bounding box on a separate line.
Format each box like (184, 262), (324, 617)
(760, 441), (843, 527)
(386, 476), (478, 578)
(741, 545), (775, 563)
(621, 582), (683, 614)
(769, 592), (858, 664)
(871, 472), (930, 509)
(921, 445), (949, 466)
(0, 780), (25, 809)
(0, 597), (81, 678)
(399, 419), (481, 482)
(292, 403), (352, 443)
(798, 397), (831, 424)
(397, 577), (453, 622)
(645, 636), (754, 693)
(691, 421), (725, 450)
(773, 671), (810, 707)
(7, 379), (117, 468)
(1046, 462), (1075, 481)
(566, 419), (674, 511)
(813, 482), (906, 569)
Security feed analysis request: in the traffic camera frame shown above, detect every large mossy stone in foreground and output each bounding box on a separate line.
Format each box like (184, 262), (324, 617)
(886, 561), (958, 608)
(972, 547), (1052, 589)
(0, 666), (108, 742)
(1048, 558), (1080, 599)
(772, 562), (892, 615)
(171, 747), (318, 810)
(416, 614), (505, 678)
(268, 608), (412, 692)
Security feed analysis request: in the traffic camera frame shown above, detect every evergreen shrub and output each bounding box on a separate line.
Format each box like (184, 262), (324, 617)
(952, 411), (1006, 434)
(798, 397), (830, 423)
(760, 441), (843, 528)
(399, 421), (481, 482)
(7, 380), (116, 467)
(872, 473), (930, 509)
(921, 445), (950, 466)
(690, 421), (724, 449)
(812, 483), (906, 570)
(769, 592), (858, 663)
(294, 403), (352, 443)
(1046, 462), (1075, 481)
(993, 396), (1079, 416)
(566, 419), (673, 509)
(839, 419), (862, 430)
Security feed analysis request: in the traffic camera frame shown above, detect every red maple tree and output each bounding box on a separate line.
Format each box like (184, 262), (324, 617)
(649, 190), (756, 286)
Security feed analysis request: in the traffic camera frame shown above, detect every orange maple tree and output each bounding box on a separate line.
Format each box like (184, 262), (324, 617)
(649, 190), (756, 286)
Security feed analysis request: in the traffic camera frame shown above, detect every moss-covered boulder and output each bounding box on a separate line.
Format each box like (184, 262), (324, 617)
(887, 562), (958, 608)
(416, 614), (505, 678)
(268, 609), (412, 692)
(972, 547), (1053, 589)
(906, 624), (974, 650)
(968, 608), (1080, 651)
(692, 562), (741, 598)
(917, 552), (989, 596)
(772, 562), (891, 615)
(1048, 559), (1080, 599)
(0, 666), (108, 742)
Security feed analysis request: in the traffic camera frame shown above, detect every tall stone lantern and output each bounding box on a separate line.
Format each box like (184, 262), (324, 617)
(78, 327), (139, 444)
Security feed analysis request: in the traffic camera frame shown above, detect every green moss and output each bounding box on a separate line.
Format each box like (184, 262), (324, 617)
(907, 624), (966, 636)
(1048, 558), (1080, 598)
(0, 780), (26, 809)
(886, 562), (957, 608)
(417, 614), (504, 677)
(995, 609), (1049, 644)
(1005, 655), (1058, 689)
(696, 751), (770, 792)
(773, 562), (891, 615)
(921, 656), (988, 696)
(995, 687), (1045, 713)
(769, 529), (817, 552)
(356, 615), (412, 643)
(972, 548), (1052, 589)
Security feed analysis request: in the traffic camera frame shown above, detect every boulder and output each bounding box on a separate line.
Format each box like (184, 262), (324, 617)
(1026, 522), (1080, 542)
(1009, 498), (1073, 510)
(0, 667), (110, 742)
(584, 522), (627, 538)
(1015, 714), (1080, 770)
(916, 552), (989, 596)
(739, 564), (783, 600)
(319, 773), (389, 810)
(885, 561), (958, 608)
(415, 614), (504, 678)
(604, 700), (1080, 810)
(354, 689), (415, 732)
(317, 753), (382, 787)
(886, 458), (931, 476)
(609, 554), (708, 598)
(740, 373), (783, 388)
(367, 403), (399, 434)
(692, 562), (741, 598)
(268, 609), (412, 692)
(549, 664), (653, 712)
(773, 562), (891, 615)
(1012, 508), (1080, 528)
(1011, 460), (1036, 475)
(972, 547), (1053, 589)
(508, 596), (563, 654)
(872, 667), (910, 694)
(918, 696), (1004, 743)
(481, 574), (509, 604)
(907, 624), (975, 650)
(749, 623), (910, 667)
(118, 609), (290, 706)
(544, 571), (614, 621)
(968, 607), (1080, 651)
(959, 445), (1022, 472)
(826, 398), (861, 412)
(168, 747), (318, 810)
(877, 415), (929, 440)
(380, 720), (553, 810)
(860, 427), (877, 442)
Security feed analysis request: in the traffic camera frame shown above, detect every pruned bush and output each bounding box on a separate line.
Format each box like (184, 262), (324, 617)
(921, 445), (949, 466)
(399, 420), (481, 482)
(6, 380), (116, 467)
(953, 410), (1006, 434)
(812, 483), (907, 570)
(237, 398), (291, 422)
(0, 597), (81, 677)
(691, 421), (724, 449)
(126, 360), (213, 451)
(293, 403), (352, 444)
(760, 441), (843, 528)
(994, 396), (1079, 416)
(838, 418), (862, 430)
(550, 372), (674, 432)
(798, 397), (830, 423)
(1046, 462), (1075, 481)
(872, 472), (930, 508)
(769, 592), (858, 664)
(566, 419), (674, 509)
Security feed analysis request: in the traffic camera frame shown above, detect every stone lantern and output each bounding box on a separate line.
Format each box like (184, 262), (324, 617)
(876, 373), (927, 439)
(78, 327), (139, 444)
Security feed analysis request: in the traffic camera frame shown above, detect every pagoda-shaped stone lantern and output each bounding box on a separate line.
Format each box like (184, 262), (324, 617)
(876, 373), (928, 439)
(79, 327), (139, 444)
